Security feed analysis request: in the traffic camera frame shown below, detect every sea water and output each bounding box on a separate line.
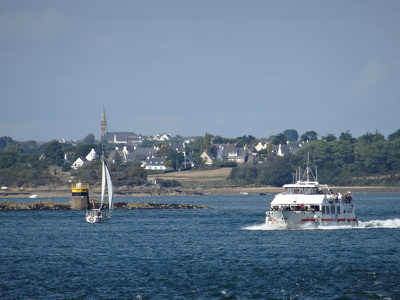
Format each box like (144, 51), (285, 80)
(0, 193), (399, 299)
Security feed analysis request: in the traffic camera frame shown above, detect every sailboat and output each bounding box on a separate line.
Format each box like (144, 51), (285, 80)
(85, 155), (114, 223)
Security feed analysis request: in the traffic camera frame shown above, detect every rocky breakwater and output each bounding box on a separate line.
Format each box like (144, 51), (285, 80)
(0, 200), (70, 211)
(115, 202), (208, 210)
(0, 199), (208, 211)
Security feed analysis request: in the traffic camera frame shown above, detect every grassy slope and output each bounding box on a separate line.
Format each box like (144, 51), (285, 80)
(147, 168), (235, 189)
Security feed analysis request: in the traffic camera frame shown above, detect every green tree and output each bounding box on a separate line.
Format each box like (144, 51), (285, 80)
(203, 132), (212, 152)
(19, 140), (41, 155)
(41, 140), (65, 166)
(228, 165), (258, 185)
(272, 133), (287, 145)
(187, 133), (213, 155)
(386, 139), (400, 171)
(322, 134), (337, 142)
(339, 130), (355, 142)
(228, 155), (294, 187)
(258, 156), (293, 186)
(213, 136), (235, 144)
(113, 151), (123, 165)
(166, 150), (184, 171)
(192, 153), (205, 169)
(358, 131), (385, 143)
(209, 145), (218, 159)
(112, 165), (148, 186)
(266, 142), (272, 155)
(0, 136), (15, 151)
(388, 129), (400, 141)
(300, 131), (318, 142)
(235, 135), (256, 147)
(0, 152), (18, 168)
(82, 133), (96, 144)
(283, 129), (299, 141)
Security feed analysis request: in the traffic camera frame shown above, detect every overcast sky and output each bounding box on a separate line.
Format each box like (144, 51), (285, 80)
(1, 0), (399, 142)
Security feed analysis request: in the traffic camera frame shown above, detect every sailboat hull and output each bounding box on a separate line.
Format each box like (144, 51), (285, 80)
(85, 209), (111, 223)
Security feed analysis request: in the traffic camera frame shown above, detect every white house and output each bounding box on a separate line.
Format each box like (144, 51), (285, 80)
(143, 157), (167, 171)
(85, 148), (97, 161)
(255, 142), (267, 152)
(152, 133), (171, 141)
(72, 148), (97, 169)
(71, 157), (88, 169)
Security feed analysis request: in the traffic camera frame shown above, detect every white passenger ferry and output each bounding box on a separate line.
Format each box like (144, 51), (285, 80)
(266, 163), (358, 228)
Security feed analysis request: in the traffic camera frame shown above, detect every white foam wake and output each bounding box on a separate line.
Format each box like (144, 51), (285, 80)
(243, 219), (400, 230)
(358, 218), (400, 229)
(243, 223), (288, 231)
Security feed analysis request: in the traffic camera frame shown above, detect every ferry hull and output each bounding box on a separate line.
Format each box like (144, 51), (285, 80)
(266, 210), (358, 228)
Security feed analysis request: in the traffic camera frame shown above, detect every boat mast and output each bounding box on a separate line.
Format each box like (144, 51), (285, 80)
(296, 166), (301, 181)
(301, 152), (317, 182)
(100, 151), (106, 208)
(306, 152), (310, 182)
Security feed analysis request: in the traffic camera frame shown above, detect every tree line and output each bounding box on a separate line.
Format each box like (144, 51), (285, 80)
(0, 136), (148, 188)
(229, 130), (400, 187)
(1, 128), (400, 188)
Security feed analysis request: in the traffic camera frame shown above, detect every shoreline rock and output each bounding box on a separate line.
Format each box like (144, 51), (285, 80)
(0, 199), (208, 211)
(1, 185), (400, 199)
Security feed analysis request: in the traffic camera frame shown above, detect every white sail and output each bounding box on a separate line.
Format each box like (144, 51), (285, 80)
(100, 159), (106, 208)
(85, 155), (113, 223)
(104, 160), (113, 210)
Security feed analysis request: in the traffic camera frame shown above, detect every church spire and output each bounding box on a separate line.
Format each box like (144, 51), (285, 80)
(101, 105), (107, 137)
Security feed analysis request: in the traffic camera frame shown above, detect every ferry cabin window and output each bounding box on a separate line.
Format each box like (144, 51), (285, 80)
(304, 187), (317, 195)
(284, 188), (303, 194)
(325, 206), (330, 214)
(294, 188), (303, 194)
(285, 187), (318, 194)
(331, 205), (336, 214)
(336, 206), (340, 214)
(310, 205), (320, 211)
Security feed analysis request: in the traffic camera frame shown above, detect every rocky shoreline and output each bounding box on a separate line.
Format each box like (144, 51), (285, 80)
(1, 185), (399, 211)
(0, 199), (208, 211)
(0, 186), (209, 198)
(1, 185), (400, 199)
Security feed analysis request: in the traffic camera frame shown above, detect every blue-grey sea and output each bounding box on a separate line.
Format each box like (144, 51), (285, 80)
(1, 193), (399, 300)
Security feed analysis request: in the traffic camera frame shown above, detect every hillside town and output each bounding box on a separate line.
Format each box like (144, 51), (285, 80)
(2, 106), (400, 192)
(68, 106), (304, 172)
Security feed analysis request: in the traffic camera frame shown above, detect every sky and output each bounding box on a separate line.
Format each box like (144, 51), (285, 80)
(1, 0), (399, 142)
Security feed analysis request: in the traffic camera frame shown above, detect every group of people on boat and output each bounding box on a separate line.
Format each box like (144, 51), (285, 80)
(343, 192), (353, 203)
(272, 204), (313, 211)
(333, 191), (353, 203)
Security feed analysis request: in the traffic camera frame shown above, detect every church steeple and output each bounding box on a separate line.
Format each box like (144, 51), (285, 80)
(101, 105), (107, 137)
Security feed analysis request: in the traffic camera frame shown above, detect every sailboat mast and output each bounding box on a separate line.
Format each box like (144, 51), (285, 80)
(306, 152), (310, 182)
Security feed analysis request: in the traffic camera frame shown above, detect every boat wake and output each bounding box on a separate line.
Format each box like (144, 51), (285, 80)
(243, 218), (400, 231)
(358, 218), (400, 229)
